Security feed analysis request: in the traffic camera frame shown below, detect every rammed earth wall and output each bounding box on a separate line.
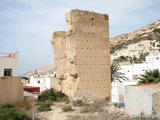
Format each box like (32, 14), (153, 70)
(51, 9), (111, 100)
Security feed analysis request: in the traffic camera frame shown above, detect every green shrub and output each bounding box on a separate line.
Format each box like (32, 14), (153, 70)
(38, 88), (69, 102)
(37, 101), (52, 112)
(119, 56), (128, 62)
(146, 35), (153, 40)
(0, 103), (30, 120)
(62, 105), (74, 112)
(138, 69), (160, 84)
(105, 97), (110, 102)
(156, 35), (160, 42)
(113, 52), (149, 64)
(139, 52), (149, 61)
(152, 42), (155, 47)
(153, 28), (160, 33)
(111, 62), (128, 82)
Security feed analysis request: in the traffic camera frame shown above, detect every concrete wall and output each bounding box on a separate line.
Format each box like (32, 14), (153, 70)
(112, 81), (138, 103)
(0, 77), (24, 104)
(125, 85), (160, 116)
(51, 9), (111, 100)
(0, 53), (18, 77)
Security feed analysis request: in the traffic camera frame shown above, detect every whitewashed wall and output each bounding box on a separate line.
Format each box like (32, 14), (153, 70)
(27, 76), (51, 92)
(0, 54), (18, 77)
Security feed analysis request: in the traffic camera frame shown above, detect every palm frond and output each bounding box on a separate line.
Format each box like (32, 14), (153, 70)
(111, 63), (128, 82)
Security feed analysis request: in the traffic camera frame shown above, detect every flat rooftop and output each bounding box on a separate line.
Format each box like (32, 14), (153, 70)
(0, 52), (17, 58)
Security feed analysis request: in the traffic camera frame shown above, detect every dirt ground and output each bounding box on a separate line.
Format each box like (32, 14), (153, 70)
(37, 101), (125, 120)
(37, 103), (90, 120)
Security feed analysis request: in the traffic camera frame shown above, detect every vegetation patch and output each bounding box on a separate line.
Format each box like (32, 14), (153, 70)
(156, 35), (160, 42)
(113, 52), (149, 64)
(0, 103), (30, 120)
(62, 105), (74, 112)
(38, 88), (69, 102)
(111, 62), (128, 82)
(153, 28), (160, 33)
(105, 97), (110, 102)
(138, 69), (160, 84)
(37, 101), (52, 112)
(111, 38), (141, 54)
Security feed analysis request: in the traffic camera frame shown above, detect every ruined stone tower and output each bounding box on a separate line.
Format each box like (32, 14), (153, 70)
(51, 9), (111, 100)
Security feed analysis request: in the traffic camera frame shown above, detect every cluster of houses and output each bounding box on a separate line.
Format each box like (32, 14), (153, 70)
(1, 52), (160, 115)
(24, 64), (56, 92)
(0, 52), (56, 103)
(0, 52), (56, 92)
(112, 54), (160, 104)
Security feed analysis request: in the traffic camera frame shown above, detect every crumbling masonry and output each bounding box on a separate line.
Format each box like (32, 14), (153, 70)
(51, 9), (111, 100)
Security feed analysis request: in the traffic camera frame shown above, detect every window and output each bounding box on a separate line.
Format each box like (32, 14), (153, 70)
(155, 57), (159, 60)
(4, 69), (12, 76)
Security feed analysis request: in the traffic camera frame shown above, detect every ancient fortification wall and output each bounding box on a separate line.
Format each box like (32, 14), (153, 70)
(51, 9), (111, 100)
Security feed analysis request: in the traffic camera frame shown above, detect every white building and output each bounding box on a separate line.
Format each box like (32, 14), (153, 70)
(25, 64), (55, 92)
(27, 74), (55, 92)
(0, 52), (18, 77)
(145, 54), (160, 63)
(112, 54), (160, 103)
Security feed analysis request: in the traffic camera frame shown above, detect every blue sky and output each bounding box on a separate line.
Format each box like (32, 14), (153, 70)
(0, 0), (160, 75)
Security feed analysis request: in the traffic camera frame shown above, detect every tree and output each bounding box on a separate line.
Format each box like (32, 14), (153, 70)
(138, 69), (160, 84)
(111, 62), (128, 82)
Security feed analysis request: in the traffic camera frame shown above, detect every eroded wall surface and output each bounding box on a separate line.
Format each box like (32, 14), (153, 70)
(51, 9), (111, 100)
(0, 77), (24, 104)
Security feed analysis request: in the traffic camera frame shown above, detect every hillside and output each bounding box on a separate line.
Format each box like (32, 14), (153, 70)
(110, 19), (160, 64)
(24, 64), (55, 76)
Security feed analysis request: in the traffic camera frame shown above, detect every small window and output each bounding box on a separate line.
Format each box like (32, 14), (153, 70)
(156, 57), (159, 60)
(4, 69), (12, 76)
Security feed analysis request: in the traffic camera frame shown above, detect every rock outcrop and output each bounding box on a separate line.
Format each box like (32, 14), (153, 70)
(51, 9), (111, 100)
(110, 19), (160, 61)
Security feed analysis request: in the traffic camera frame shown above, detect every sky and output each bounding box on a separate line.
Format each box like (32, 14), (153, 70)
(0, 0), (160, 75)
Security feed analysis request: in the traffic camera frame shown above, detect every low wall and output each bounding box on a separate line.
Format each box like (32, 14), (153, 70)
(0, 77), (24, 104)
(125, 85), (160, 116)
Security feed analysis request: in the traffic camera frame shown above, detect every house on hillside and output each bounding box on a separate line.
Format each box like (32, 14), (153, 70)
(0, 52), (18, 77)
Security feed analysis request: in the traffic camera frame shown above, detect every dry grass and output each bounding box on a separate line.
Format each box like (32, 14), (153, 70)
(15, 100), (37, 110)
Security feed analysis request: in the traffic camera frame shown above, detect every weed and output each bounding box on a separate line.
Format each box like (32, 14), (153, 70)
(62, 105), (74, 112)
(37, 101), (52, 112)
(105, 97), (110, 102)
(0, 103), (30, 120)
